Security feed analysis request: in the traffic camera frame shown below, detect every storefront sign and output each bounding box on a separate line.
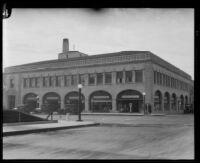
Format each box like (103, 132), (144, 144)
(93, 96), (110, 99)
(47, 97), (59, 100)
(68, 96), (79, 100)
(27, 97), (36, 100)
(121, 95), (139, 99)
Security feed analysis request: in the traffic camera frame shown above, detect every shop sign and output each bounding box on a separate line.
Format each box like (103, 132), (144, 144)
(93, 95), (110, 99)
(47, 97), (59, 100)
(121, 95), (139, 99)
(27, 97), (36, 100)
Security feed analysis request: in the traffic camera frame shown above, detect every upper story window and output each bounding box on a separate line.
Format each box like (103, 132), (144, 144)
(42, 77), (46, 87)
(49, 76), (52, 87)
(116, 71), (123, 84)
(105, 72), (112, 84)
(89, 74), (95, 85)
(97, 73), (103, 85)
(80, 74), (85, 86)
(125, 71), (132, 83)
(65, 75), (71, 87)
(23, 78), (27, 88)
(135, 70), (143, 83)
(154, 71), (157, 84)
(71, 75), (78, 86)
(55, 76), (61, 87)
(36, 77), (40, 87)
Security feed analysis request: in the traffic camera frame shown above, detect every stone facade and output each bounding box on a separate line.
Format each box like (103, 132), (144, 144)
(3, 41), (193, 114)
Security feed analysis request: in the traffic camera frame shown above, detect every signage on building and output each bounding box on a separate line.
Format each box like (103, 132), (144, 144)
(27, 97), (36, 100)
(47, 97), (59, 100)
(93, 96), (110, 99)
(121, 95), (139, 99)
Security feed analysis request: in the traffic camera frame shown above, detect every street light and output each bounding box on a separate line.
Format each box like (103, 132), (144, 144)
(77, 84), (83, 121)
(142, 92), (146, 115)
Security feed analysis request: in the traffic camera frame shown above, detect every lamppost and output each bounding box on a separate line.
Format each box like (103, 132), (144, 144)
(77, 83), (83, 121)
(142, 92), (146, 115)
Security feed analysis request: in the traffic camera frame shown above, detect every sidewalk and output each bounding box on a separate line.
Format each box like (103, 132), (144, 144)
(3, 120), (100, 137)
(82, 112), (166, 116)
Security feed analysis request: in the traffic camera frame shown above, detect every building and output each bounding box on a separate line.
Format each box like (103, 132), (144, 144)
(3, 39), (194, 114)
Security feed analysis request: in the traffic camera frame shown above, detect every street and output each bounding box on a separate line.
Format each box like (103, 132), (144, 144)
(3, 114), (194, 159)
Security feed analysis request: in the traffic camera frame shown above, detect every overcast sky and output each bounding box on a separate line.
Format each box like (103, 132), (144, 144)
(3, 8), (194, 79)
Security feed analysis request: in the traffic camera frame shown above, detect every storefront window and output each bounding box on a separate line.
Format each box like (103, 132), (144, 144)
(105, 72), (112, 84)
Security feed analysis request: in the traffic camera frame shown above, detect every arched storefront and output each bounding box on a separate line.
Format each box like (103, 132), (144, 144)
(116, 90), (143, 113)
(164, 92), (170, 111)
(65, 92), (85, 114)
(180, 95), (184, 110)
(23, 93), (38, 111)
(43, 92), (61, 112)
(154, 90), (162, 112)
(90, 91), (112, 112)
(171, 93), (177, 111)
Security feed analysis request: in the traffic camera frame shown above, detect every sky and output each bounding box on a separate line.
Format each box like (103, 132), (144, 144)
(3, 8), (194, 79)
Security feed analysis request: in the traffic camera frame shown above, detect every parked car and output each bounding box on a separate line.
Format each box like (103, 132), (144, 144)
(184, 104), (193, 114)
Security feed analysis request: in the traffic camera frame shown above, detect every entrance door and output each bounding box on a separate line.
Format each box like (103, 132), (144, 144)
(8, 95), (15, 109)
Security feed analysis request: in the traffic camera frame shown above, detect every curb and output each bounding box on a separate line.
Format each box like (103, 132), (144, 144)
(3, 123), (100, 137)
(3, 120), (58, 126)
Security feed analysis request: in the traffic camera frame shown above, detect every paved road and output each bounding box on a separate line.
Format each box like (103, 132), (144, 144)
(3, 114), (194, 159)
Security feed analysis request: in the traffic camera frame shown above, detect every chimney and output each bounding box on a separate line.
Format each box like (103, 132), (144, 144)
(62, 38), (69, 53)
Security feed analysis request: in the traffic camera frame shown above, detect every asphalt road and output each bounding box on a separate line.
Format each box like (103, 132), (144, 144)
(3, 114), (194, 159)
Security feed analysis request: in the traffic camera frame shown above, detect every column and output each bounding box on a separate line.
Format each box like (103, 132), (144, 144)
(111, 98), (117, 112)
(103, 72), (105, 85)
(161, 96), (164, 113)
(84, 98), (89, 112)
(112, 72), (116, 84)
(132, 70), (135, 83)
(122, 70), (125, 84)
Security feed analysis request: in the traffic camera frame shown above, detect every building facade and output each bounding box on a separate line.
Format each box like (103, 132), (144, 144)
(3, 39), (193, 114)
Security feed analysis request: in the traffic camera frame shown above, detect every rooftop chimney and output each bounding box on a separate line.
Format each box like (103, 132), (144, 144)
(62, 38), (69, 53)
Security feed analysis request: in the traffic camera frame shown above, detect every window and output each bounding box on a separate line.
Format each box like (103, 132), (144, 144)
(116, 71), (123, 84)
(23, 78), (27, 88)
(97, 73), (103, 85)
(80, 74), (85, 86)
(71, 75), (78, 86)
(89, 74), (95, 85)
(42, 77), (46, 87)
(65, 75), (71, 86)
(157, 72), (160, 85)
(154, 71), (157, 84)
(29, 78), (32, 88)
(135, 70), (143, 83)
(125, 71), (132, 83)
(105, 72), (112, 84)
(36, 77), (40, 87)
(55, 76), (61, 87)
(49, 76), (52, 87)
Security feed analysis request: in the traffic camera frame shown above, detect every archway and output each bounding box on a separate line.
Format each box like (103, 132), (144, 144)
(43, 92), (61, 112)
(154, 90), (162, 112)
(23, 93), (38, 112)
(90, 91), (112, 112)
(164, 92), (170, 111)
(171, 93), (177, 111)
(116, 89), (143, 113)
(65, 91), (85, 114)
